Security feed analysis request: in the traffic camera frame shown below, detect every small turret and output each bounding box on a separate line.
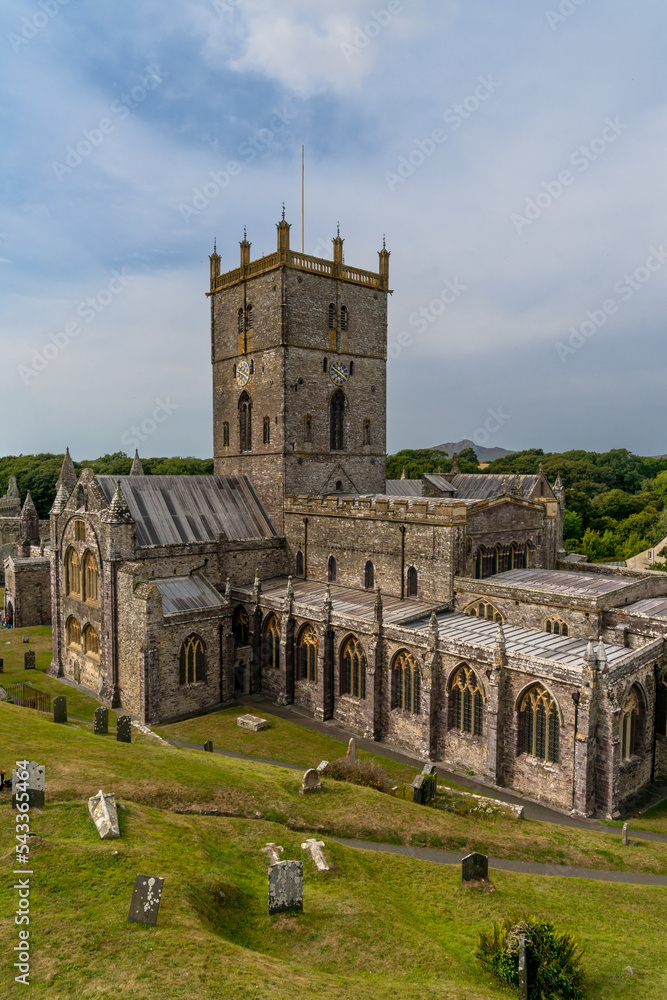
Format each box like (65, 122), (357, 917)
(57, 448), (78, 494)
(209, 238), (221, 287)
(50, 481), (70, 516)
(378, 235), (390, 290)
(130, 450), (144, 476)
(18, 491), (40, 556)
(276, 206), (291, 254)
(101, 481), (134, 524)
(332, 223), (344, 266)
(239, 227), (251, 268)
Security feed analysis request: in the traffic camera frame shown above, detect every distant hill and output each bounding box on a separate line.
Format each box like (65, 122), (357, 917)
(433, 439), (516, 463)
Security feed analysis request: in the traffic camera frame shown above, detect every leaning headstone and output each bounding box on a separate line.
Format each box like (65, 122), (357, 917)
(127, 875), (164, 926)
(12, 761), (45, 808)
(300, 768), (323, 795)
(518, 933), (528, 1000)
(346, 737), (356, 761)
(622, 822), (629, 846)
(316, 760), (329, 773)
(261, 843), (284, 866)
(22, 634), (30, 644)
(117, 715), (132, 743)
(237, 714), (268, 731)
(53, 695), (67, 724)
(88, 789), (121, 840)
(204, 740), (214, 752)
(24, 650), (36, 670)
(461, 852), (489, 883)
(414, 768), (436, 803)
(94, 707), (108, 735)
(412, 774), (427, 805)
(301, 838), (330, 871)
(268, 860), (303, 915)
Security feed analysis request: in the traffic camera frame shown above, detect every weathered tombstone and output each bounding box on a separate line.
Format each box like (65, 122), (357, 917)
(204, 740), (214, 752)
(53, 695), (67, 724)
(346, 737), (357, 760)
(301, 838), (330, 871)
(622, 822), (629, 846)
(237, 713), (268, 731)
(24, 650), (35, 670)
(412, 774), (427, 804)
(300, 768), (323, 795)
(0, 686), (7, 701)
(316, 760), (329, 773)
(94, 707), (108, 735)
(414, 767), (436, 803)
(268, 860), (303, 915)
(518, 933), (528, 1000)
(117, 715), (132, 743)
(461, 852), (488, 883)
(22, 634), (30, 643)
(12, 761), (45, 808)
(261, 843), (284, 866)
(88, 789), (121, 839)
(0, 657), (4, 672)
(127, 875), (164, 926)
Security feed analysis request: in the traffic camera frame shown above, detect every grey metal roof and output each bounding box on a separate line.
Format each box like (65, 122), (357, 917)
(411, 610), (629, 665)
(623, 598), (667, 619)
(422, 474), (457, 493)
(154, 574), (225, 615)
(493, 568), (635, 597)
(97, 475), (276, 546)
(448, 474), (542, 501)
(384, 479), (424, 497)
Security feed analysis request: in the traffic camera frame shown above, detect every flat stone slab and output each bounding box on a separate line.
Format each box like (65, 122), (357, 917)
(268, 860), (303, 915)
(237, 714), (268, 732)
(88, 789), (121, 840)
(128, 875), (164, 926)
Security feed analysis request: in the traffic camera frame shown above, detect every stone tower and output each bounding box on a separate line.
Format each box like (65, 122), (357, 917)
(209, 214), (390, 530)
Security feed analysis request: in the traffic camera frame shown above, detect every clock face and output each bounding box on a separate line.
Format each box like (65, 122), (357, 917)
(329, 361), (349, 387)
(236, 360), (250, 387)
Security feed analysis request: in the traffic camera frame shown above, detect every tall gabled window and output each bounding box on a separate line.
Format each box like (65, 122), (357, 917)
(392, 650), (421, 714)
(406, 565), (418, 597)
(545, 617), (569, 637)
(82, 551), (99, 604)
(330, 389), (345, 451)
(327, 555), (337, 583)
(83, 623), (99, 657)
(264, 614), (280, 670)
(297, 625), (318, 683)
(179, 634), (204, 685)
(239, 391), (252, 452)
(363, 418), (371, 445)
(621, 688), (640, 760)
(364, 560), (374, 590)
(340, 306), (348, 331)
(232, 606), (249, 645)
(65, 548), (81, 597)
(520, 686), (559, 763)
(263, 415), (270, 445)
(450, 665), (484, 736)
(340, 635), (367, 699)
(328, 303), (335, 330)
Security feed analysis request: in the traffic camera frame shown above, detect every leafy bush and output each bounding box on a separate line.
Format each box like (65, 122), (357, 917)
(322, 757), (391, 793)
(476, 914), (585, 999)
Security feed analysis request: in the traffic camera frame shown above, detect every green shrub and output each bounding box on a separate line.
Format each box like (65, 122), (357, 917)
(322, 757), (391, 792)
(476, 914), (585, 999)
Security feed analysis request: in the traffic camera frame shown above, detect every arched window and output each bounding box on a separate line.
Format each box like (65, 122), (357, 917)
(295, 550), (304, 577)
(83, 623), (99, 657)
(364, 560), (374, 590)
(65, 548), (81, 597)
(328, 303), (335, 330)
(406, 566), (418, 598)
(74, 519), (86, 541)
(327, 555), (337, 583)
(348, 359), (354, 376)
(246, 305), (253, 330)
(233, 606), (249, 645)
(330, 389), (345, 451)
(264, 614), (280, 670)
(179, 634), (204, 685)
(520, 686), (560, 763)
(340, 306), (348, 331)
(82, 552), (99, 604)
(263, 415), (270, 445)
(363, 418), (371, 445)
(335, 480), (343, 492)
(297, 624), (318, 683)
(464, 600), (504, 624)
(340, 635), (367, 698)
(304, 414), (313, 442)
(66, 616), (81, 647)
(621, 688), (640, 760)
(322, 357), (328, 372)
(450, 665), (484, 736)
(545, 617), (569, 637)
(239, 391), (252, 452)
(237, 309), (244, 337)
(392, 650), (421, 714)
(223, 422), (230, 447)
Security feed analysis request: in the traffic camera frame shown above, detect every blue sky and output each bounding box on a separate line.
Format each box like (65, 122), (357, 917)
(2, 0), (667, 460)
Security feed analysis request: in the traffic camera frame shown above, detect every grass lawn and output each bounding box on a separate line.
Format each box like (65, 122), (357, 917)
(1, 703), (666, 999)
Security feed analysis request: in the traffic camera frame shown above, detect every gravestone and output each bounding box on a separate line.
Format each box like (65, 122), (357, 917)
(622, 822), (629, 846)
(0, 687), (7, 701)
(24, 650), (35, 670)
(261, 843), (284, 866)
(316, 760), (329, 773)
(237, 714), (268, 731)
(204, 740), (214, 752)
(301, 838), (330, 871)
(127, 875), (164, 926)
(346, 737), (357, 761)
(94, 707), (108, 735)
(461, 852), (488, 883)
(413, 768), (436, 803)
(300, 768), (323, 795)
(268, 860), (303, 915)
(53, 695), (67, 724)
(117, 715), (132, 743)
(0, 657), (3, 672)
(518, 933), (528, 1000)
(22, 634), (30, 643)
(12, 761), (45, 808)
(88, 789), (121, 839)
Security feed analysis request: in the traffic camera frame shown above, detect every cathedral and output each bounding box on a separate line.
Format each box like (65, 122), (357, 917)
(9, 213), (667, 819)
